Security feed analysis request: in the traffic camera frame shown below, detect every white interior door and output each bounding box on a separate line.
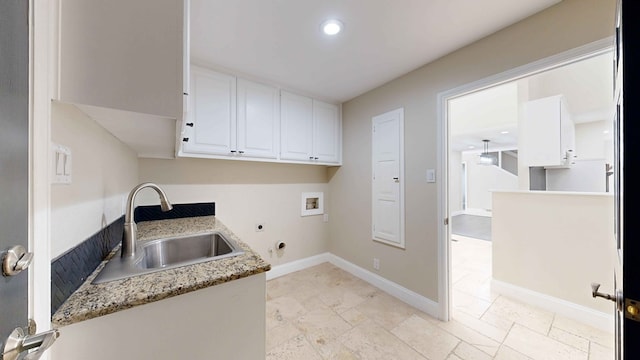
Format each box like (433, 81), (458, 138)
(372, 108), (405, 248)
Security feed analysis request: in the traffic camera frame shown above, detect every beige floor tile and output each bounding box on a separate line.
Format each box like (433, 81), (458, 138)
(318, 287), (367, 314)
(493, 345), (532, 360)
(266, 322), (300, 351)
(552, 315), (613, 348)
(436, 318), (501, 356)
(453, 341), (492, 360)
(479, 310), (514, 332)
(266, 334), (323, 360)
(391, 314), (460, 360)
(453, 289), (494, 319)
(446, 354), (463, 360)
(266, 296), (308, 329)
(340, 320), (427, 360)
(452, 310), (509, 343)
(589, 341), (614, 360)
(503, 323), (588, 360)
(339, 307), (369, 327)
(354, 291), (418, 330)
(315, 338), (360, 360)
(486, 296), (554, 334)
(294, 307), (353, 352)
(548, 326), (589, 352)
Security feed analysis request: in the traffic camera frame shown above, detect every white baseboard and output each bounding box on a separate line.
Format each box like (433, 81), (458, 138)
(266, 253), (331, 280)
(491, 279), (613, 333)
(265, 253), (441, 320)
(327, 254), (440, 319)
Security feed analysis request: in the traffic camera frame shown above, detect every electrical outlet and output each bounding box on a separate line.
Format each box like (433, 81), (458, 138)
(255, 223), (265, 232)
(373, 258), (380, 270)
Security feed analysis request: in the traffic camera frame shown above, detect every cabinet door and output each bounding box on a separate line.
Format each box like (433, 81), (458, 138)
(237, 79), (279, 158)
(280, 91), (314, 161)
(183, 68), (236, 155)
(313, 100), (341, 163)
(58, 0), (184, 118)
(522, 96), (562, 167)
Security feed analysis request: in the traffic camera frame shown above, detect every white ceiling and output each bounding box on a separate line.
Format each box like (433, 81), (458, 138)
(449, 51), (615, 153)
(190, 0), (561, 104)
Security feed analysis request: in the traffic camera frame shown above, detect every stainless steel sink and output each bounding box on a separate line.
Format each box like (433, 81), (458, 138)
(92, 232), (244, 284)
(139, 232), (237, 269)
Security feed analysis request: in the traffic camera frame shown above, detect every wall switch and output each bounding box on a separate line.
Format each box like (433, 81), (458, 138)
(426, 169), (436, 183)
(52, 143), (72, 184)
(373, 258), (380, 270)
(255, 223), (265, 232)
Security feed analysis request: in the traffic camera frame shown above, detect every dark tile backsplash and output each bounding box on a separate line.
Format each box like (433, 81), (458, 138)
(134, 202), (215, 222)
(50, 202), (216, 316)
(51, 216), (124, 316)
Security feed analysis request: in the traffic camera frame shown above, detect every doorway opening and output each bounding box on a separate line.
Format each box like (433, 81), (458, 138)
(438, 39), (616, 355)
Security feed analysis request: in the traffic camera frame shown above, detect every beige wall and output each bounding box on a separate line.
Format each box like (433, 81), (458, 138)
(138, 158), (330, 266)
(51, 101), (139, 257)
(329, 0), (615, 301)
(492, 191), (614, 314)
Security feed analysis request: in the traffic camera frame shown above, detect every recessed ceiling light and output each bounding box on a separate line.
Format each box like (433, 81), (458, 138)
(603, 130), (609, 134)
(468, 145), (475, 149)
(501, 131), (509, 134)
(321, 19), (343, 36)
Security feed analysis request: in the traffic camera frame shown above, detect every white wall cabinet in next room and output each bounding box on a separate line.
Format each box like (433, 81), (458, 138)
(521, 95), (576, 168)
(280, 91), (341, 164)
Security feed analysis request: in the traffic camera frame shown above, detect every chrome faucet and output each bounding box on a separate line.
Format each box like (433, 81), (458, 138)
(122, 182), (173, 258)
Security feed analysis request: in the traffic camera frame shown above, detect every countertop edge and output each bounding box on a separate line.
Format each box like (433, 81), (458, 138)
(51, 216), (271, 327)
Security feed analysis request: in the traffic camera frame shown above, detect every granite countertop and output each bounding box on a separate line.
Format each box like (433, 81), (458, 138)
(51, 216), (271, 327)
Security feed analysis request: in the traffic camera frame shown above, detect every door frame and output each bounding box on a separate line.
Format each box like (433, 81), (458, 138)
(30, 0), (56, 333)
(436, 37), (614, 321)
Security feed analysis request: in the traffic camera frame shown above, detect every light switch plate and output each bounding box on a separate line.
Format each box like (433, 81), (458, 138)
(426, 169), (436, 183)
(52, 143), (72, 184)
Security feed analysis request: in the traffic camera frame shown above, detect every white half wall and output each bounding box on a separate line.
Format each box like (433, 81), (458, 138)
(462, 152), (518, 211)
(492, 190), (615, 315)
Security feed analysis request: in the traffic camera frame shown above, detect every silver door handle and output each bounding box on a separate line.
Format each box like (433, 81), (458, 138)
(591, 283), (623, 311)
(2, 327), (59, 360)
(2, 245), (33, 276)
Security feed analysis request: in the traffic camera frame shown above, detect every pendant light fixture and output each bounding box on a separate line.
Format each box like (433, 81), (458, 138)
(478, 139), (494, 165)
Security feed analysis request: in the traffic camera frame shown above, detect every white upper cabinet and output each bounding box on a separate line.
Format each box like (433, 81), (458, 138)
(180, 70), (341, 165)
(56, 0), (189, 159)
(280, 91), (342, 164)
(58, 0), (187, 119)
(182, 67), (236, 155)
(237, 79), (280, 159)
(521, 95), (576, 168)
(280, 91), (314, 161)
(313, 100), (341, 164)
(180, 68), (280, 159)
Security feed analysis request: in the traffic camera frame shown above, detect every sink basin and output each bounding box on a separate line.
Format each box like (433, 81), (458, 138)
(92, 232), (244, 284)
(139, 232), (236, 269)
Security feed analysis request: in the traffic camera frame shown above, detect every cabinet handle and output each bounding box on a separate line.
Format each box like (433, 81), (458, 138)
(185, 122), (194, 127)
(314, 157), (319, 160)
(238, 150), (245, 154)
(230, 150), (237, 153)
(309, 156), (314, 160)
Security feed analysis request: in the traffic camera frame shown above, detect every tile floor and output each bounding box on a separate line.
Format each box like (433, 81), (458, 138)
(265, 236), (614, 359)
